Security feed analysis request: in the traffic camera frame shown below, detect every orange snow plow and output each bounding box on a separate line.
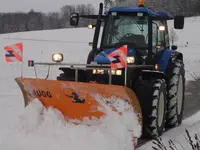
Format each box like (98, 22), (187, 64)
(15, 76), (142, 125)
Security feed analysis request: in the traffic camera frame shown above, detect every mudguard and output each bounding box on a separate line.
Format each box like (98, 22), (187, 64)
(155, 49), (183, 72)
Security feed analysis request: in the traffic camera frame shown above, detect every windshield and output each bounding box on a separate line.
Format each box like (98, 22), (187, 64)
(102, 13), (148, 49)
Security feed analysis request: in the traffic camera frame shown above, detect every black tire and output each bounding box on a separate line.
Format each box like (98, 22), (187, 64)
(57, 73), (75, 81)
(87, 50), (95, 64)
(57, 73), (66, 81)
(166, 59), (185, 128)
(143, 79), (167, 138)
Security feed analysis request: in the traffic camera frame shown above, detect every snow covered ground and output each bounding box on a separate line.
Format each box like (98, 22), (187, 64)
(0, 16), (200, 150)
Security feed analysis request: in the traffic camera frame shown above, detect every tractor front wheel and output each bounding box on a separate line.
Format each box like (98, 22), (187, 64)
(143, 79), (167, 138)
(87, 50), (95, 64)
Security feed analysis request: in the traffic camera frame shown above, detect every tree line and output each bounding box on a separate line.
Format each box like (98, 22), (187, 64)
(0, 4), (95, 34)
(105, 0), (200, 17)
(0, 0), (200, 34)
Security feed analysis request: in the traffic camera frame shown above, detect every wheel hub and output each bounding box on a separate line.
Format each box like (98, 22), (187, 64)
(158, 92), (165, 127)
(177, 75), (183, 115)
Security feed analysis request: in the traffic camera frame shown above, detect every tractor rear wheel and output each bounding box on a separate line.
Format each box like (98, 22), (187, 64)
(166, 59), (185, 128)
(143, 79), (167, 138)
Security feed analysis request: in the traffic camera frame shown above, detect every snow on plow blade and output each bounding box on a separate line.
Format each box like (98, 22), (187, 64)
(15, 77), (142, 125)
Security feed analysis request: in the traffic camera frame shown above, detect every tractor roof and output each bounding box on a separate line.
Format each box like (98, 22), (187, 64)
(105, 6), (169, 17)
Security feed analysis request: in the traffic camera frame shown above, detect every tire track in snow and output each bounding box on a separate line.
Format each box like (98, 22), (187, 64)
(183, 79), (200, 119)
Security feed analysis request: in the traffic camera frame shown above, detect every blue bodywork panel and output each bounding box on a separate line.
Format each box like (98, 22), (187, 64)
(94, 48), (177, 73)
(104, 7), (169, 17)
(156, 49), (176, 72)
(94, 48), (136, 64)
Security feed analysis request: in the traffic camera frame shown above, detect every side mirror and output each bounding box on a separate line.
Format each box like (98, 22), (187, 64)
(171, 45), (177, 50)
(70, 13), (79, 26)
(174, 15), (184, 29)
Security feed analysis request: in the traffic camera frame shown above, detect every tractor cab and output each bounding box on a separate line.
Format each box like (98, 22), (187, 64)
(98, 11), (149, 65)
(70, 1), (184, 66)
(97, 10), (150, 65)
(101, 11), (148, 50)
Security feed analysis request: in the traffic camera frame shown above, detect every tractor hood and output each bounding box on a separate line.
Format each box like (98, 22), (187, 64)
(94, 48), (136, 64)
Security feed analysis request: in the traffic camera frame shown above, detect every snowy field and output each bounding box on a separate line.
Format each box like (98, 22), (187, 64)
(0, 16), (200, 150)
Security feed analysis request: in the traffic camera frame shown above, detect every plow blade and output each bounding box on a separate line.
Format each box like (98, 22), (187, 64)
(15, 77), (142, 125)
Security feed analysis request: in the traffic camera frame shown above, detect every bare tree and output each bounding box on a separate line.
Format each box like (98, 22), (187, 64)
(104, 0), (115, 10)
(0, 0), (199, 34)
(48, 12), (61, 29)
(169, 28), (178, 45)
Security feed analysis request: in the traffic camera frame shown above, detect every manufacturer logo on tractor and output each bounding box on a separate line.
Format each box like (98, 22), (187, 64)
(65, 91), (85, 104)
(33, 90), (52, 98)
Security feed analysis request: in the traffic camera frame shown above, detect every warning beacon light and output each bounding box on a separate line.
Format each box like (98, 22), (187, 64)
(138, 0), (144, 7)
(52, 53), (64, 63)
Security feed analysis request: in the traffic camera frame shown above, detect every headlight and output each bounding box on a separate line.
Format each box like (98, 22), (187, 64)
(92, 69), (122, 76)
(52, 53), (63, 63)
(111, 70), (122, 75)
(92, 69), (104, 74)
(116, 70), (122, 75)
(159, 25), (165, 31)
(127, 56), (135, 63)
(88, 24), (95, 29)
(155, 64), (159, 71)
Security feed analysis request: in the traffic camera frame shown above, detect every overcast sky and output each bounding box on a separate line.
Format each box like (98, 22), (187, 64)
(0, 0), (104, 13)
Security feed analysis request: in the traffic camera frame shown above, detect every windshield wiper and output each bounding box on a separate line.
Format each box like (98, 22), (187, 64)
(132, 18), (144, 31)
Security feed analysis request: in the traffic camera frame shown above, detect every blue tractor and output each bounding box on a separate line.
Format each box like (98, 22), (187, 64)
(58, 1), (185, 138)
